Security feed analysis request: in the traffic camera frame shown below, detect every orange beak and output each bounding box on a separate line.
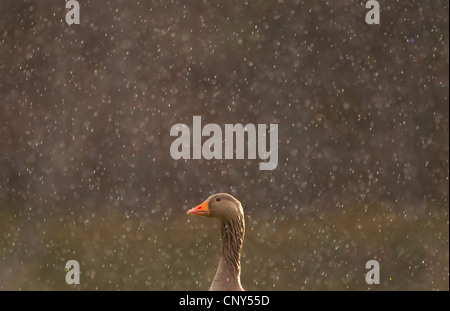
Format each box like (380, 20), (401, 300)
(187, 200), (210, 216)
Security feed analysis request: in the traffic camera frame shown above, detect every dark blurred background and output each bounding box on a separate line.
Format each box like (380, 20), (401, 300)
(0, 0), (448, 290)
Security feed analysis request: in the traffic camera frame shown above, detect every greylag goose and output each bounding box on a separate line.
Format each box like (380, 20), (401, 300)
(187, 193), (245, 291)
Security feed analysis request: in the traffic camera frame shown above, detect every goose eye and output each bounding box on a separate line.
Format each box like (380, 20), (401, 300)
(215, 198), (221, 202)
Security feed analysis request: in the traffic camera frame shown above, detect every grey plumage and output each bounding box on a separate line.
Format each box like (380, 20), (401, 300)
(188, 193), (245, 291)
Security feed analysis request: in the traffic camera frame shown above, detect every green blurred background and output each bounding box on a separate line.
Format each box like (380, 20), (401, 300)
(0, 0), (448, 290)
